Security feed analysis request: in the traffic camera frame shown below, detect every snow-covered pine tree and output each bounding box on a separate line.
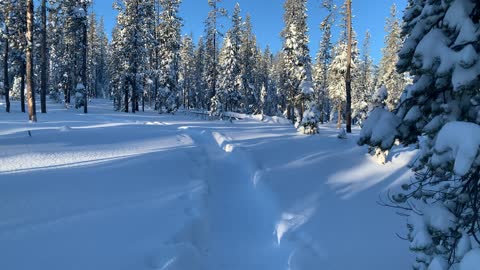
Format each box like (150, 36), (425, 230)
(216, 32), (240, 114)
(113, 0), (151, 113)
(179, 34), (196, 109)
(281, 0), (314, 126)
(204, 0), (226, 112)
(328, 12), (359, 129)
(313, 0), (334, 124)
(239, 14), (257, 114)
(214, 3), (242, 114)
(377, 4), (406, 110)
(359, 1), (480, 269)
(158, 0), (182, 113)
(353, 30), (375, 123)
(194, 37), (206, 110)
(87, 12), (99, 99)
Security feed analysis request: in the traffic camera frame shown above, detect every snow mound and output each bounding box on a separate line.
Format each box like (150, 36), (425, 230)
(59, 126), (73, 132)
(431, 121), (480, 176)
(212, 132), (235, 153)
(145, 121), (165, 126)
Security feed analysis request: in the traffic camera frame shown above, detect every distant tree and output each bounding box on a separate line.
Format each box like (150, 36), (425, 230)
(313, 0), (334, 123)
(179, 34), (196, 109)
(281, 0), (313, 124)
(377, 4), (406, 110)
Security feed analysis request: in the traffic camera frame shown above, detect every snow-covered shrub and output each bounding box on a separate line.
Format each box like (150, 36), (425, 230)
(9, 76), (22, 100)
(75, 83), (86, 109)
(359, 1), (480, 269)
(359, 86), (396, 164)
(298, 102), (320, 135)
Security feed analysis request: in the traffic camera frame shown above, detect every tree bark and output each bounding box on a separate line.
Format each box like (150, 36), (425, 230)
(4, 25), (10, 113)
(82, 3), (88, 114)
(337, 103), (342, 129)
(20, 60), (26, 113)
(345, 0), (353, 133)
(26, 0), (37, 122)
(40, 0), (47, 113)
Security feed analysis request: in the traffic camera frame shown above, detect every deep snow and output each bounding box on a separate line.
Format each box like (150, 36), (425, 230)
(0, 99), (416, 270)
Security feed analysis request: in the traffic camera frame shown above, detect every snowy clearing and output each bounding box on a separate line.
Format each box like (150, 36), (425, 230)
(0, 100), (415, 270)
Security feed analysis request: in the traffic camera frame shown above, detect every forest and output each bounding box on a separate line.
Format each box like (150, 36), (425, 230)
(0, 0), (479, 270)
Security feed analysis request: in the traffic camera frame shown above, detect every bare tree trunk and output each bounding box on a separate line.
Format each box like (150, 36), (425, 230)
(4, 25), (10, 113)
(26, 0), (37, 122)
(337, 103), (342, 129)
(40, 0), (47, 113)
(345, 0), (353, 133)
(82, 4), (88, 114)
(20, 60), (26, 112)
(124, 81), (129, 113)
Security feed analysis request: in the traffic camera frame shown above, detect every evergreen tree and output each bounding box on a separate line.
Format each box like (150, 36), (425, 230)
(281, 0), (313, 124)
(204, 0), (226, 112)
(157, 0), (182, 113)
(193, 36), (206, 110)
(179, 34), (196, 109)
(313, 0), (334, 124)
(353, 30), (374, 123)
(377, 4), (406, 110)
(359, 1), (480, 269)
(239, 14), (257, 113)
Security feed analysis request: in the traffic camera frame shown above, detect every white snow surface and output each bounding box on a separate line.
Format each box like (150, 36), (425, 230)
(0, 99), (416, 270)
(432, 121), (480, 176)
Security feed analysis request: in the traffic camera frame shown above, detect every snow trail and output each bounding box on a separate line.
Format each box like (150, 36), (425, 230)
(182, 129), (288, 269)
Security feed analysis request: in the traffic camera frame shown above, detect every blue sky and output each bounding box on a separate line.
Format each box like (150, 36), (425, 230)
(93, 0), (406, 63)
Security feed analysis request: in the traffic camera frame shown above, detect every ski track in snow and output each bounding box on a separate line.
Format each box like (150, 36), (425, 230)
(0, 100), (415, 270)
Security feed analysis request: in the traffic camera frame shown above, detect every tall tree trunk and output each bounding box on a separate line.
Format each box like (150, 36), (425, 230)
(40, 0), (47, 113)
(4, 26), (10, 113)
(20, 61), (26, 113)
(82, 4), (88, 114)
(337, 103), (342, 129)
(345, 0), (353, 133)
(26, 0), (37, 122)
(124, 80), (129, 113)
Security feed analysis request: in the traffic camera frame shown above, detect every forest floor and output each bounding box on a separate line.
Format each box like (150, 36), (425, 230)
(0, 99), (416, 270)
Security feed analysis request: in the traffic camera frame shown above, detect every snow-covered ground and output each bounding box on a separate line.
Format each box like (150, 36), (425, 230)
(0, 99), (416, 270)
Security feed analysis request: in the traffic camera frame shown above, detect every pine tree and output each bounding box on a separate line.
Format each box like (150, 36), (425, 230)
(179, 34), (196, 109)
(1, 0), (11, 113)
(328, 32), (359, 129)
(40, 0), (47, 113)
(359, 1), (480, 269)
(377, 4), (406, 110)
(239, 14), (257, 113)
(157, 0), (182, 113)
(313, 0), (334, 124)
(204, 0), (226, 112)
(193, 36), (206, 109)
(353, 30), (374, 123)
(281, 0), (313, 124)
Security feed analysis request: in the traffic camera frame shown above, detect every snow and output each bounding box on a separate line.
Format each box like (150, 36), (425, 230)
(0, 99), (416, 270)
(431, 121), (480, 176)
(359, 107), (400, 149)
(460, 249), (480, 270)
(428, 257), (449, 270)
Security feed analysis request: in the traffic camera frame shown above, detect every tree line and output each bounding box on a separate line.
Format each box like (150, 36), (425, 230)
(1, 0), (407, 133)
